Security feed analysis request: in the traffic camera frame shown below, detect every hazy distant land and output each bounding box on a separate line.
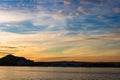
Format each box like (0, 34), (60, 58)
(0, 54), (120, 67)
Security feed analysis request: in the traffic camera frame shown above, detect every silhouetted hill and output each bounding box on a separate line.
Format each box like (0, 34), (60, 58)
(0, 54), (34, 66)
(0, 54), (120, 67)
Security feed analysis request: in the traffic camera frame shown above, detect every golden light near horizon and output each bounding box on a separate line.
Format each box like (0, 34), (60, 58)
(0, 0), (120, 62)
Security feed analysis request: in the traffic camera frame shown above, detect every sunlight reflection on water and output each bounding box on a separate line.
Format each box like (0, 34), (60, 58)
(0, 67), (120, 80)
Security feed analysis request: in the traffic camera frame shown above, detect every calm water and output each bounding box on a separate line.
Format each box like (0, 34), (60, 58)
(0, 67), (120, 80)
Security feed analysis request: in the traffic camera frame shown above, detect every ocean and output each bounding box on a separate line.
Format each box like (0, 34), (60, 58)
(0, 67), (120, 80)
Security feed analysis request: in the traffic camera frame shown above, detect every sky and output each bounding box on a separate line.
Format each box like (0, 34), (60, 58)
(0, 0), (120, 62)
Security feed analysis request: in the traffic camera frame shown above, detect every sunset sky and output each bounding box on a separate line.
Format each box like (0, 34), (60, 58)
(0, 0), (120, 62)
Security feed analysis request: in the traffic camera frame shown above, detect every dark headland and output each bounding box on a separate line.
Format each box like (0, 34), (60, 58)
(0, 54), (120, 67)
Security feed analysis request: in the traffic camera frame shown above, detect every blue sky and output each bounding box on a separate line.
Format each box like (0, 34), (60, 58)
(0, 0), (120, 62)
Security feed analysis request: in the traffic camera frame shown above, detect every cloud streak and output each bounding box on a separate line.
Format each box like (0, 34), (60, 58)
(0, 0), (120, 62)
(0, 10), (32, 23)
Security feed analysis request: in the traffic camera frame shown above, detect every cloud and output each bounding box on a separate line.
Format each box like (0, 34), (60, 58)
(114, 7), (120, 13)
(0, 0), (120, 62)
(79, 0), (105, 5)
(0, 7), (73, 32)
(0, 46), (17, 49)
(77, 6), (89, 15)
(31, 13), (71, 30)
(57, 9), (63, 13)
(0, 46), (20, 55)
(0, 28), (120, 61)
(0, 0), (105, 35)
(1, 23), (24, 28)
(44, 46), (75, 53)
(64, 1), (71, 5)
(0, 10), (32, 23)
(75, 12), (80, 16)
(39, 45), (120, 62)
(97, 15), (104, 19)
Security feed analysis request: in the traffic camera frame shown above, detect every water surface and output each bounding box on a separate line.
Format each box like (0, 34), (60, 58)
(0, 67), (120, 80)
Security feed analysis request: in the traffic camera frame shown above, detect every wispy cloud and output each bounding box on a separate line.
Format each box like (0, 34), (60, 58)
(77, 6), (89, 15)
(114, 7), (120, 13)
(63, 1), (71, 5)
(97, 15), (104, 19)
(0, 10), (32, 23)
(0, 0), (120, 61)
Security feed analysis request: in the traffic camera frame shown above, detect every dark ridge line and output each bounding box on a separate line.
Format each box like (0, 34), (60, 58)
(0, 54), (120, 67)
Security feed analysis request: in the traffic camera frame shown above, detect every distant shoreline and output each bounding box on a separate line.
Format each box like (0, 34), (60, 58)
(0, 65), (120, 68)
(0, 55), (120, 67)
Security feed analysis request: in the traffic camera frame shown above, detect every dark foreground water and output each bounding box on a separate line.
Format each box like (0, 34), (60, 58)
(0, 67), (120, 80)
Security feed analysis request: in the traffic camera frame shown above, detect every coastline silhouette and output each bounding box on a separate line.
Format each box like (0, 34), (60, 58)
(0, 54), (120, 67)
